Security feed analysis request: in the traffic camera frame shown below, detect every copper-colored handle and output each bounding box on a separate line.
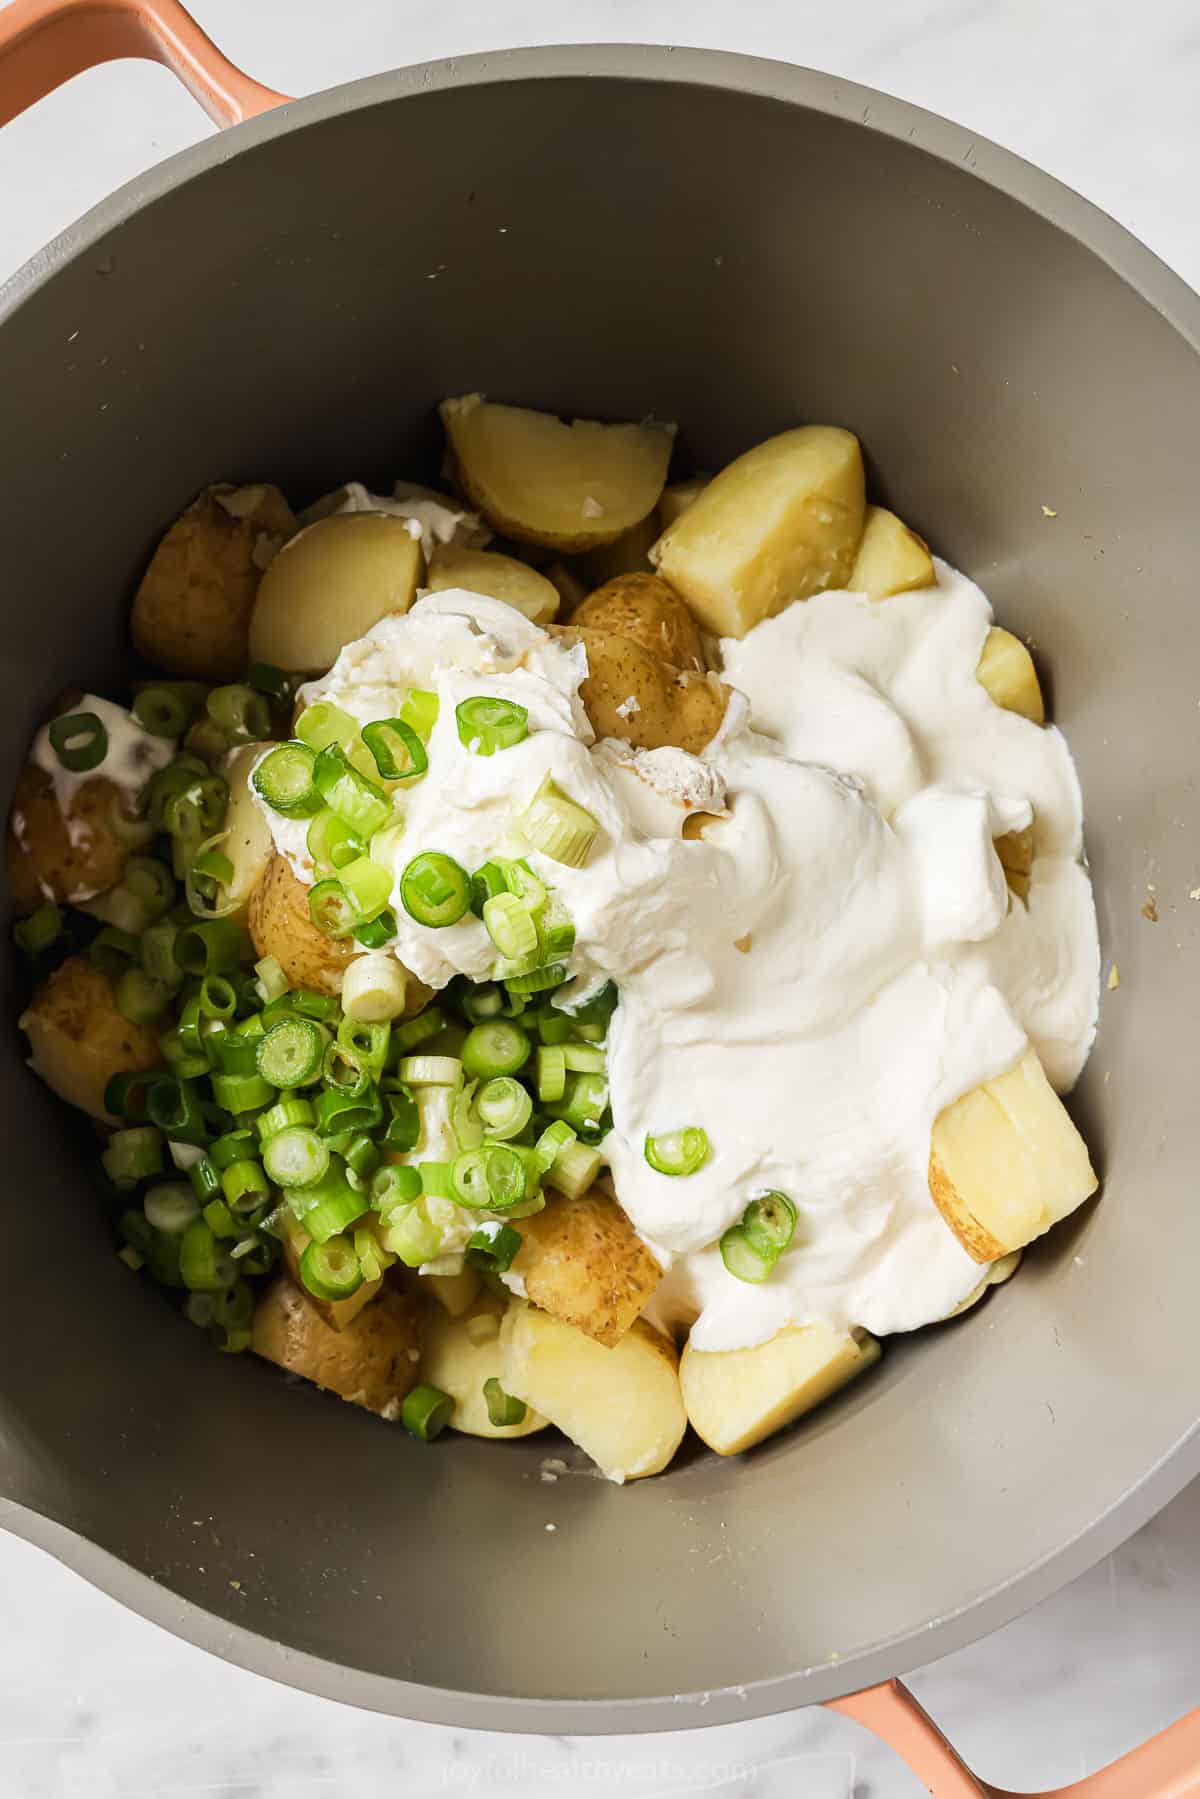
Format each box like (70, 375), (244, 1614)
(830, 1679), (1200, 1797)
(0, 0), (289, 130)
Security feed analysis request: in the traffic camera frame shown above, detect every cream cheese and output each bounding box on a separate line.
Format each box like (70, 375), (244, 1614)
(252, 566), (1099, 1352)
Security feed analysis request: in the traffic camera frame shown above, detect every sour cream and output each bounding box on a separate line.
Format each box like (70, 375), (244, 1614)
(29, 694), (172, 881)
(254, 568), (1099, 1351)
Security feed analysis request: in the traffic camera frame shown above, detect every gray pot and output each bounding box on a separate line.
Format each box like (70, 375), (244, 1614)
(2, 2), (1198, 1751)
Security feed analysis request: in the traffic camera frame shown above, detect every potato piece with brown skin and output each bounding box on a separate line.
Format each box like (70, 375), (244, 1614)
(281, 1217), (383, 1332)
(509, 1185), (662, 1348)
(132, 484), (295, 681)
(550, 625), (728, 754)
(573, 573), (705, 672)
(251, 1277), (421, 1419)
(248, 852), (355, 996)
(6, 764), (138, 911)
(19, 956), (162, 1123)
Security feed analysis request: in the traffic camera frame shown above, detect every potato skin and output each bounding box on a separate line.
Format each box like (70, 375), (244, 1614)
(252, 1277), (421, 1419)
(19, 955), (162, 1123)
(551, 625), (728, 754)
(510, 1185), (662, 1347)
(572, 573), (705, 672)
(132, 484), (295, 681)
(248, 852), (355, 996)
(7, 763), (134, 910)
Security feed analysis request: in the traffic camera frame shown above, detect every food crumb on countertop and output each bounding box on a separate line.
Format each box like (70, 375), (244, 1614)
(1142, 896), (1159, 922)
(545, 1523), (557, 1532)
(1041, 505), (1058, 517)
(1107, 964), (1120, 989)
(229, 1580), (242, 1591)
(1189, 888), (1200, 901)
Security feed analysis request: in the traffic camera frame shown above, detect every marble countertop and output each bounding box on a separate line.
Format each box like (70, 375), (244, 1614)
(2, 1), (1198, 1792)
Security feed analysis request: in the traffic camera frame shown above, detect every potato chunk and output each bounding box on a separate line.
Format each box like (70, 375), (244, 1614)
(509, 1185), (662, 1348)
(425, 545), (560, 624)
(252, 1278), (421, 1419)
(650, 426), (865, 636)
(419, 1295), (548, 1438)
(976, 627), (1045, 723)
(656, 474), (710, 529)
(19, 955), (162, 1123)
(249, 512), (423, 673)
(7, 765), (134, 910)
(995, 822), (1034, 902)
(680, 1323), (880, 1455)
(552, 625), (728, 754)
(133, 484), (295, 681)
(575, 512), (660, 587)
(848, 505), (935, 600)
(217, 744), (274, 924)
(439, 395), (674, 553)
(281, 1218), (383, 1332)
(422, 1266), (482, 1317)
(572, 573), (705, 672)
(929, 1047), (1097, 1262)
(249, 852), (355, 995)
(501, 1304), (686, 1481)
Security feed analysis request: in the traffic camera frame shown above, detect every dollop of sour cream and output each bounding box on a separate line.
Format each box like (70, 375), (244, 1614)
(30, 693), (172, 881)
(254, 568), (1098, 1352)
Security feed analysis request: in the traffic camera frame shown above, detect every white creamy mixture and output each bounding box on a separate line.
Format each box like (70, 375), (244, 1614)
(27, 694), (172, 887)
(254, 568), (1099, 1352)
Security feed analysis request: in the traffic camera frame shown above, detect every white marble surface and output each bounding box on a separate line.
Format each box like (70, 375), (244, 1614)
(2, 0), (1200, 1792)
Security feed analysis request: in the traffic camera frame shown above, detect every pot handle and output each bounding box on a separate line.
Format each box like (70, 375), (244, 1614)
(0, 0), (289, 131)
(830, 1679), (1200, 1797)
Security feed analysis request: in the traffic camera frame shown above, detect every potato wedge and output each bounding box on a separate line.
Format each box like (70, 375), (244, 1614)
(501, 1304), (686, 1481)
(551, 625), (728, 754)
(281, 1217), (383, 1332)
(929, 1047), (1098, 1262)
(572, 573), (705, 672)
(423, 1266), (482, 1317)
(657, 474), (711, 529)
(19, 955), (162, 1123)
(439, 395), (674, 553)
(680, 1323), (880, 1456)
(248, 852), (355, 995)
(249, 512), (423, 674)
(995, 822), (1034, 902)
(976, 627), (1045, 724)
(132, 484), (295, 681)
(575, 512), (660, 587)
(509, 1185), (663, 1348)
(217, 745), (275, 923)
(420, 1295), (548, 1438)
(252, 1277), (421, 1420)
(650, 426), (865, 637)
(425, 545), (560, 624)
(7, 765), (134, 910)
(848, 504), (936, 600)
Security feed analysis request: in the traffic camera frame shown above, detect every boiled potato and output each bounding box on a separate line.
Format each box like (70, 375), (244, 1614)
(848, 505), (935, 600)
(943, 1249), (1023, 1319)
(249, 513), (423, 674)
(425, 545), (560, 624)
(650, 426), (865, 637)
(657, 474), (711, 529)
(216, 745), (274, 923)
(995, 822), (1034, 902)
(422, 1266), (482, 1317)
(439, 395), (674, 553)
(7, 764), (135, 910)
(419, 1294), (547, 1438)
(19, 955), (162, 1123)
(248, 852), (356, 995)
(252, 1277), (421, 1420)
(281, 1217), (383, 1332)
(543, 562), (589, 614)
(976, 626), (1045, 724)
(680, 1324), (880, 1456)
(552, 625), (728, 754)
(572, 573), (705, 672)
(509, 1185), (663, 1348)
(929, 1047), (1098, 1262)
(575, 512), (660, 587)
(132, 483), (295, 681)
(501, 1303), (686, 1481)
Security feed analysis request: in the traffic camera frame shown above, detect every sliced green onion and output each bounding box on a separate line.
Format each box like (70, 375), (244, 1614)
(466, 1219), (522, 1273)
(116, 967), (171, 1025)
(322, 1047), (373, 1094)
(456, 695), (529, 756)
(482, 1377), (527, 1427)
(743, 1191), (798, 1258)
(142, 919), (183, 988)
(188, 1156), (222, 1203)
(123, 856), (176, 920)
(719, 1224), (773, 1284)
(315, 1082), (382, 1139)
(399, 851), (471, 929)
(546, 1137), (602, 1201)
(469, 860), (513, 917)
(504, 860), (548, 914)
(313, 744), (392, 837)
(462, 982), (504, 1022)
(291, 990), (340, 1021)
(342, 951), (406, 1020)
(390, 1006), (444, 1054)
(344, 1133), (381, 1180)
(299, 1233), (363, 1301)
(163, 773), (228, 844)
(198, 974), (237, 1020)
(399, 690), (439, 739)
(174, 918), (245, 975)
(572, 1023), (607, 1043)
(133, 686), (197, 738)
(296, 701), (359, 753)
(362, 718), (428, 781)
(245, 662), (292, 702)
(371, 1163), (422, 1213)
(103, 1071), (154, 1121)
(518, 774), (598, 868)
(203, 1198), (237, 1238)
(536, 1010), (572, 1046)
(537, 909), (575, 960)
(147, 1076), (207, 1145)
(452, 1144), (529, 1213)
(402, 1382), (454, 1441)
(306, 807), (364, 876)
(208, 1031), (260, 1077)
(534, 1119), (575, 1172)
(256, 1018), (325, 1088)
(179, 1218), (236, 1292)
(353, 909), (397, 950)
(254, 954), (288, 1002)
(418, 1161), (455, 1200)
(338, 855), (393, 923)
(354, 1225), (385, 1284)
(383, 1197), (444, 1264)
(289, 1161), (368, 1242)
(211, 1072), (276, 1113)
(143, 1182), (199, 1235)
(256, 1096), (316, 1139)
(159, 1030), (209, 1081)
(252, 742), (322, 818)
(504, 963), (569, 996)
(262, 1127), (328, 1189)
(559, 978), (618, 1026)
(207, 683), (271, 742)
(220, 1158), (269, 1210)
(337, 1015), (391, 1077)
(483, 892), (538, 960)
(536, 1046), (567, 1103)
(307, 878), (356, 939)
(88, 925), (140, 979)
(380, 1087), (420, 1154)
(475, 1077), (532, 1140)
(557, 1072), (609, 1133)
(461, 1020), (530, 1080)
(644, 1127), (710, 1178)
(398, 1054), (463, 1088)
(49, 710), (107, 773)
(13, 903), (63, 956)
(562, 1044), (606, 1074)
(210, 1128), (256, 1170)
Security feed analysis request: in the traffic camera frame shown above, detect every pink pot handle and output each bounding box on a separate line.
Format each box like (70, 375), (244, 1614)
(831, 1679), (1200, 1797)
(0, 0), (289, 130)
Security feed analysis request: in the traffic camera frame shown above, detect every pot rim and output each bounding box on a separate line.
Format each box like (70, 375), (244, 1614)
(3, 41), (1198, 1731)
